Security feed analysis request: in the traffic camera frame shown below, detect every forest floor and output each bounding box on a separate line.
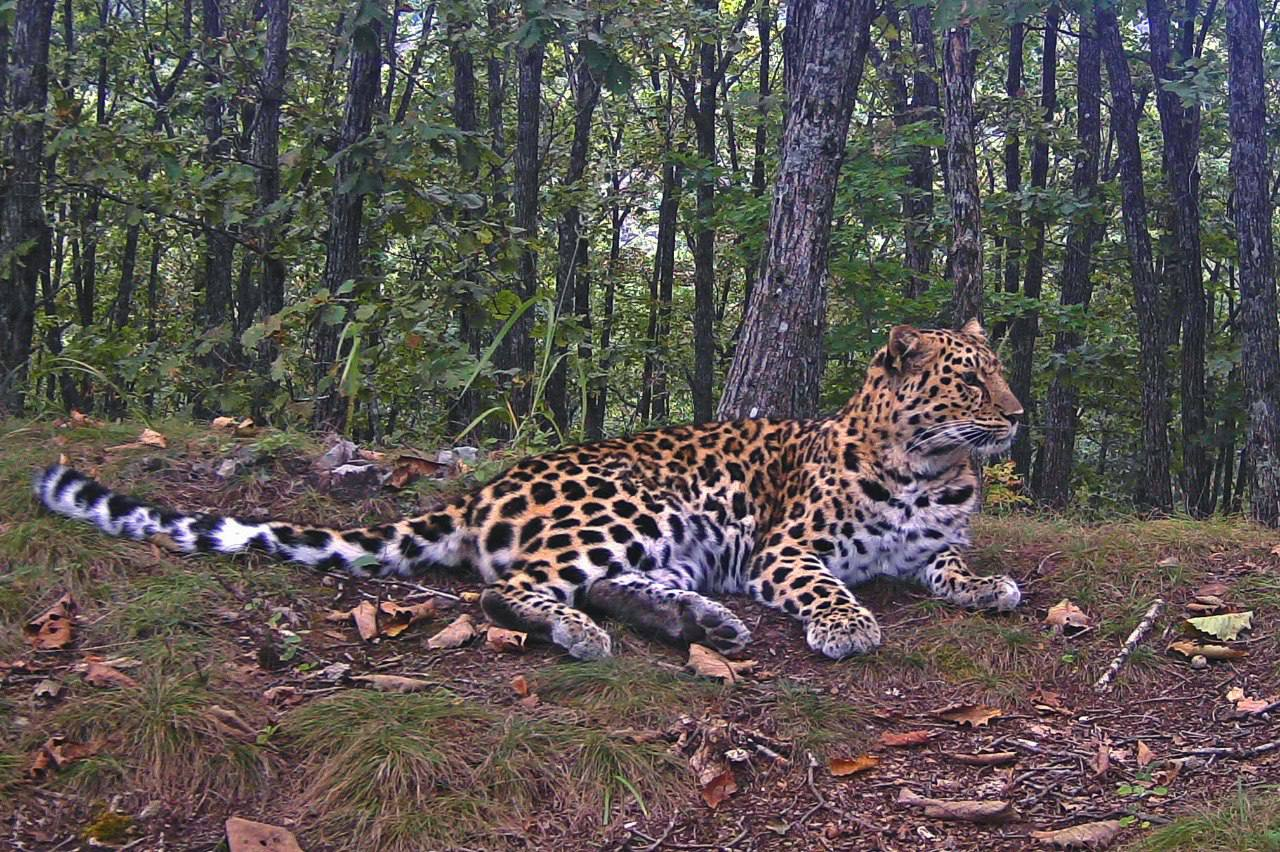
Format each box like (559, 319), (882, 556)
(1, 419), (1279, 851)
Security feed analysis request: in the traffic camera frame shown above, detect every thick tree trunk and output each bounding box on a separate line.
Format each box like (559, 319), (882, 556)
(493, 18), (543, 429)
(901, 4), (940, 300)
(1148, 0), (1210, 516)
(717, 0), (872, 420)
(1097, 2), (1173, 511)
(547, 36), (601, 432)
(0, 0), (56, 414)
(994, 20), (1024, 345)
(255, 0), (288, 320)
(1226, 0), (1280, 525)
(449, 28), (485, 434)
(1008, 7), (1058, 476)
(1038, 18), (1103, 508)
(688, 0), (720, 423)
(313, 0), (384, 429)
(486, 1), (508, 223)
(944, 23), (982, 326)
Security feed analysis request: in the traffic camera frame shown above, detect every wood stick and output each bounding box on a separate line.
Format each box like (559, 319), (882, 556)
(1093, 598), (1164, 692)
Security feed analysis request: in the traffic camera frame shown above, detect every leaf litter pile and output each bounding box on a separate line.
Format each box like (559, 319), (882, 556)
(2, 421), (1280, 850)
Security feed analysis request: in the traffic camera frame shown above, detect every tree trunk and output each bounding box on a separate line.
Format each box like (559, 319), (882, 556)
(994, 20), (1023, 345)
(313, 0), (384, 429)
(1148, 0), (1210, 516)
(688, 0), (720, 423)
(1038, 17), (1103, 508)
(585, 124), (626, 441)
(1226, 0), (1280, 525)
(254, 0), (288, 321)
(1097, 2), (1173, 511)
(494, 13), (543, 429)
(449, 26), (485, 434)
(1008, 6), (1058, 475)
(547, 35), (601, 432)
(717, 0), (872, 420)
(0, 0), (56, 414)
(743, 0), (771, 310)
(944, 22), (982, 326)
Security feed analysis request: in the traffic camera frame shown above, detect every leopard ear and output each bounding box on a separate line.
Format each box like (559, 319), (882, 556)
(886, 325), (922, 371)
(961, 318), (987, 341)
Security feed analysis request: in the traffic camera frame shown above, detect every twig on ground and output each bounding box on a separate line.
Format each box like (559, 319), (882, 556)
(1093, 598), (1165, 692)
(798, 752), (829, 826)
(1177, 740), (1280, 759)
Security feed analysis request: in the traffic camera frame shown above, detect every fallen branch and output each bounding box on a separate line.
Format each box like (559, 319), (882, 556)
(1093, 598), (1164, 692)
(1176, 740), (1280, 760)
(896, 788), (1014, 823)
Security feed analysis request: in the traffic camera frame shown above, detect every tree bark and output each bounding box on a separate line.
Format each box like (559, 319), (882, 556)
(944, 22), (982, 326)
(1008, 6), (1058, 476)
(546, 34), (601, 432)
(995, 19), (1024, 345)
(254, 0), (288, 321)
(0, 0), (56, 414)
(585, 123), (626, 440)
(1097, 2), (1173, 511)
(1038, 17), (1104, 508)
(493, 9), (543, 429)
(313, 0), (384, 429)
(687, 0), (720, 423)
(1226, 0), (1280, 525)
(900, 4), (940, 300)
(717, 0), (872, 420)
(449, 24), (484, 434)
(1148, 0), (1210, 516)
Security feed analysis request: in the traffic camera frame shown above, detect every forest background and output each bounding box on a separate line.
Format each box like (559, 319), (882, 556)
(2, 0), (1280, 522)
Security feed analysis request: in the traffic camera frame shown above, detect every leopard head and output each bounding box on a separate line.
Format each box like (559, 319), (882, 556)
(864, 319), (1023, 459)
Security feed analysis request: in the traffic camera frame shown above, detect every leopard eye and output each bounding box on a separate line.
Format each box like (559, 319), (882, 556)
(960, 371), (982, 387)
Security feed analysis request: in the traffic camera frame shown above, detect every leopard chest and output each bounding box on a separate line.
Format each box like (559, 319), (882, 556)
(826, 478), (975, 584)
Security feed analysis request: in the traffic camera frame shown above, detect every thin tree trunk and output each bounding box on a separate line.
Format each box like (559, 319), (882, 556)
(0, 0), (57, 414)
(585, 124), (625, 441)
(899, 4), (940, 300)
(717, 0), (872, 420)
(688, 0), (720, 423)
(1038, 16), (1103, 508)
(450, 27), (484, 434)
(1008, 6), (1058, 475)
(744, 0), (771, 310)
(1226, 0), (1280, 525)
(494, 13), (543, 429)
(1097, 1), (1173, 511)
(944, 22), (982, 326)
(254, 0), (288, 321)
(1148, 0), (1211, 516)
(994, 20), (1023, 345)
(314, 0), (384, 429)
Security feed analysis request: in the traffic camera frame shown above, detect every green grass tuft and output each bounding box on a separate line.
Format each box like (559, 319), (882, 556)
(1130, 785), (1280, 851)
(534, 657), (721, 726)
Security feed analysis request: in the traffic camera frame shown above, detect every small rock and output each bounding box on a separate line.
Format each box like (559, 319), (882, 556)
(315, 438), (357, 471)
(1191, 655), (1209, 670)
(317, 661), (351, 682)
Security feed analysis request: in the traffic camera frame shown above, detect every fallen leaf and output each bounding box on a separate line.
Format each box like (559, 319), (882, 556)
(1030, 819), (1122, 849)
(205, 705), (256, 741)
(138, 427), (167, 447)
(1225, 686), (1277, 715)
(1196, 581), (1231, 597)
(387, 453), (449, 490)
(262, 686), (303, 707)
(1136, 740), (1155, 768)
(211, 416), (237, 430)
(700, 768), (738, 808)
(24, 594), (77, 650)
(32, 678), (62, 700)
(82, 658), (140, 689)
(934, 703), (1003, 728)
(225, 817), (304, 852)
(357, 448), (386, 462)
(460, 591), (481, 603)
(686, 644), (757, 684)
(829, 754), (880, 776)
(1031, 688), (1069, 715)
(897, 788), (1014, 823)
(70, 409), (101, 427)
(1167, 640), (1248, 661)
(511, 674), (532, 697)
(1091, 740), (1110, 777)
(486, 626), (528, 653)
(427, 613), (478, 649)
(879, 730), (936, 747)
(1156, 555), (1180, 568)
(377, 599), (438, 638)
(947, 751), (1018, 766)
(1184, 611), (1253, 641)
(1046, 599), (1091, 636)
(28, 735), (106, 778)
(351, 600), (379, 641)
(1185, 594), (1227, 614)
(351, 674), (433, 693)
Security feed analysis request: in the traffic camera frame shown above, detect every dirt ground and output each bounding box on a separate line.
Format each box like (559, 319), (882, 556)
(2, 419), (1278, 851)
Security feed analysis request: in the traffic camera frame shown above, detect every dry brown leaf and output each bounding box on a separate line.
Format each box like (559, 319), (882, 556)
(700, 768), (738, 808)
(351, 674), (433, 693)
(351, 600), (379, 641)
(1030, 819), (1122, 849)
(511, 674), (532, 697)
(829, 754), (880, 776)
(206, 705), (257, 741)
(24, 594), (77, 650)
(377, 599), (438, 637)
(879, 730), (936, 747)
(1167, 640), (1248, 661)
(82, 658), (140, 689)
(211, 416), (237, 430)
(486, 626), (528, 653)
(1196, 581), (1232, 597)
(1091, 741), (1110, 777)
(460, 591), (481, 603)
(934, 703), (1003, 728)
(139, 427), (167, 448)
(262, 685), (303, 707)
(356, 448), (387, 462)
(1136, 740), (1155, 768)
(225, 817), (304, 852)
(897, 788), (1014, 823)
(426, 613), (478, 649)
(948, 751), (1018, 766)
(1045, 599), (1091, 635)
(685, 644), (757, 684)
(28, 735), (106, 778)
(387, 453), (449, 489)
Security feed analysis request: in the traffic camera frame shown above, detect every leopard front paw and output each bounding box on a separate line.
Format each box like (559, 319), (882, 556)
(957, 575), (1021, 611)
(805, 608), (882, 659)
(551, 618), (613, 660)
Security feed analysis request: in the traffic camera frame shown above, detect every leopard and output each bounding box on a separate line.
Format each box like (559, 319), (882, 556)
(33, 319), (1024, 660)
